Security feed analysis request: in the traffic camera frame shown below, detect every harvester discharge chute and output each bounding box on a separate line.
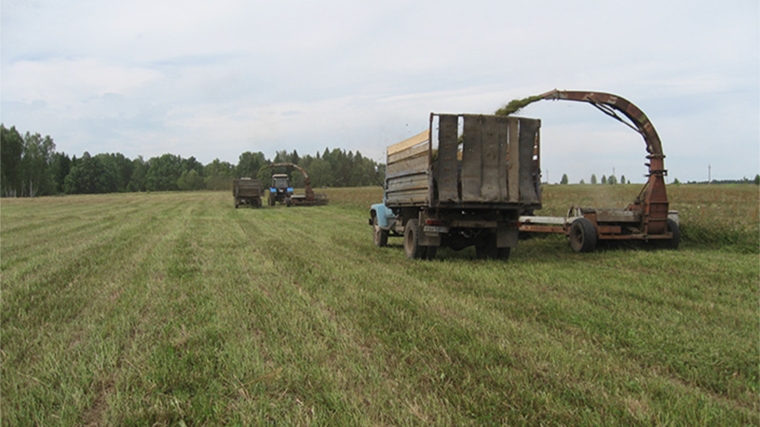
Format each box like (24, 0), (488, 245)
(501, 90), (678, 251)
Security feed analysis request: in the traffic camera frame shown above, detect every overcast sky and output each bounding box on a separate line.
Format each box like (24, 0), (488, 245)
(2, 0), (758, 183)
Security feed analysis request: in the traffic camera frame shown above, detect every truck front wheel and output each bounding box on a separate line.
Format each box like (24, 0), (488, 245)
(373, 215), (389, 247)
(404, 219), (426, 259)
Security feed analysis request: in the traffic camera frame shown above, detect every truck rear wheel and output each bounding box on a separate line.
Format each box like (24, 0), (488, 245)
(373, 215), (389, 247)
(569, 218), (597, 253)
(475, 233), (510, 260)
(404, 219), (426, 259)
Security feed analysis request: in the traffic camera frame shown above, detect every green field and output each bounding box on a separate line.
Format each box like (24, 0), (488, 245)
(1, 185), (758, 426)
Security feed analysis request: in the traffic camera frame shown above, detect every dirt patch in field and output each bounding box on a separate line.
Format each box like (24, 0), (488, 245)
(83, 378), (115, 426)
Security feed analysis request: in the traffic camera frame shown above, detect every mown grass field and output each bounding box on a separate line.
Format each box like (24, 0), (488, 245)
(1, 184), (758, 426)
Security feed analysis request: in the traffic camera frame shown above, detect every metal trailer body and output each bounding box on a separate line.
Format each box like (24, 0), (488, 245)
(370, 113), (542, 260)
(233, 177), (264, 208)
(514, 90), (680, 252)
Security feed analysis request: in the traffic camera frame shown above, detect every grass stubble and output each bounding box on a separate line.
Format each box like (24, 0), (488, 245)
(0, 185), (757, 425)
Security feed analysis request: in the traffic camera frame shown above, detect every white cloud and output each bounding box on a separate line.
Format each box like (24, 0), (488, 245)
(13, 59), (159, 100)
(1, 0), (757, 182)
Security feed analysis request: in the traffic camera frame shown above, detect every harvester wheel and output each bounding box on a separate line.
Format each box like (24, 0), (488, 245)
(569, 218), (597, 253)
(373, 215), (388, 247)
(404, 219), (426, 259)
(663, 218), (681, 250)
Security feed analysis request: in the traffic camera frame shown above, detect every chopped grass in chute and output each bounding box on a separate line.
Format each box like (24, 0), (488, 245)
(495, 95), (544, 116)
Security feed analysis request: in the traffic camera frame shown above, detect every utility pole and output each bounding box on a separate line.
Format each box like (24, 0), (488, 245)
(708, 164), (711, 184)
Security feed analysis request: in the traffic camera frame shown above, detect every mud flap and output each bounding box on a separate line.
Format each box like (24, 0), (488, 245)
(497, 223), (519, 248)
(419, 228), (441, 247)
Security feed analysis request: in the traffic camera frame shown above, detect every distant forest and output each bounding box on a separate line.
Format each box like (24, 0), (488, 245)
(1, 124), (386, 197)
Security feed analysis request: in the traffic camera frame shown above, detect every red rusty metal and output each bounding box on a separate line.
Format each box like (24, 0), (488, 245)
(538, 90), (669, 235)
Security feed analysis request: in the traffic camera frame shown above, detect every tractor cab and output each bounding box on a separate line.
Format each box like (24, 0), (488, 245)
(269, 173), (294, 206)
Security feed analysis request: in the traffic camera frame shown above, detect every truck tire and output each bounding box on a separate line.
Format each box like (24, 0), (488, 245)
(569, 218), (597, 253)
(404, 219), (426, 259)
(475, 233), (510, 260)
(424, 246), (437, 260)
(373, 215), (388, 247)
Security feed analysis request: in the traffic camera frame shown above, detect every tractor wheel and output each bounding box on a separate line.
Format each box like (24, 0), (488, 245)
(404, 219), (426, 259)
(373, 215), (388, 247)
(569, 218), (597, 253)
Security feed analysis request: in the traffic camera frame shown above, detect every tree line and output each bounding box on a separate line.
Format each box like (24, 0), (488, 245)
(560, 173), (628, 185)
(0, 124), (386, 197)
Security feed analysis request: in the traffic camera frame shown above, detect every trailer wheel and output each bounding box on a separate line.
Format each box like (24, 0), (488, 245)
(569, 218), (597, 253)
(404, 219), (426, 259)
(373, 215), (388, 247)
(234, 199), (239, 209)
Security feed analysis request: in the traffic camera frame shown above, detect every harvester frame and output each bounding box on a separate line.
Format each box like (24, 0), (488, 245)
(516, 90), (680, 252)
